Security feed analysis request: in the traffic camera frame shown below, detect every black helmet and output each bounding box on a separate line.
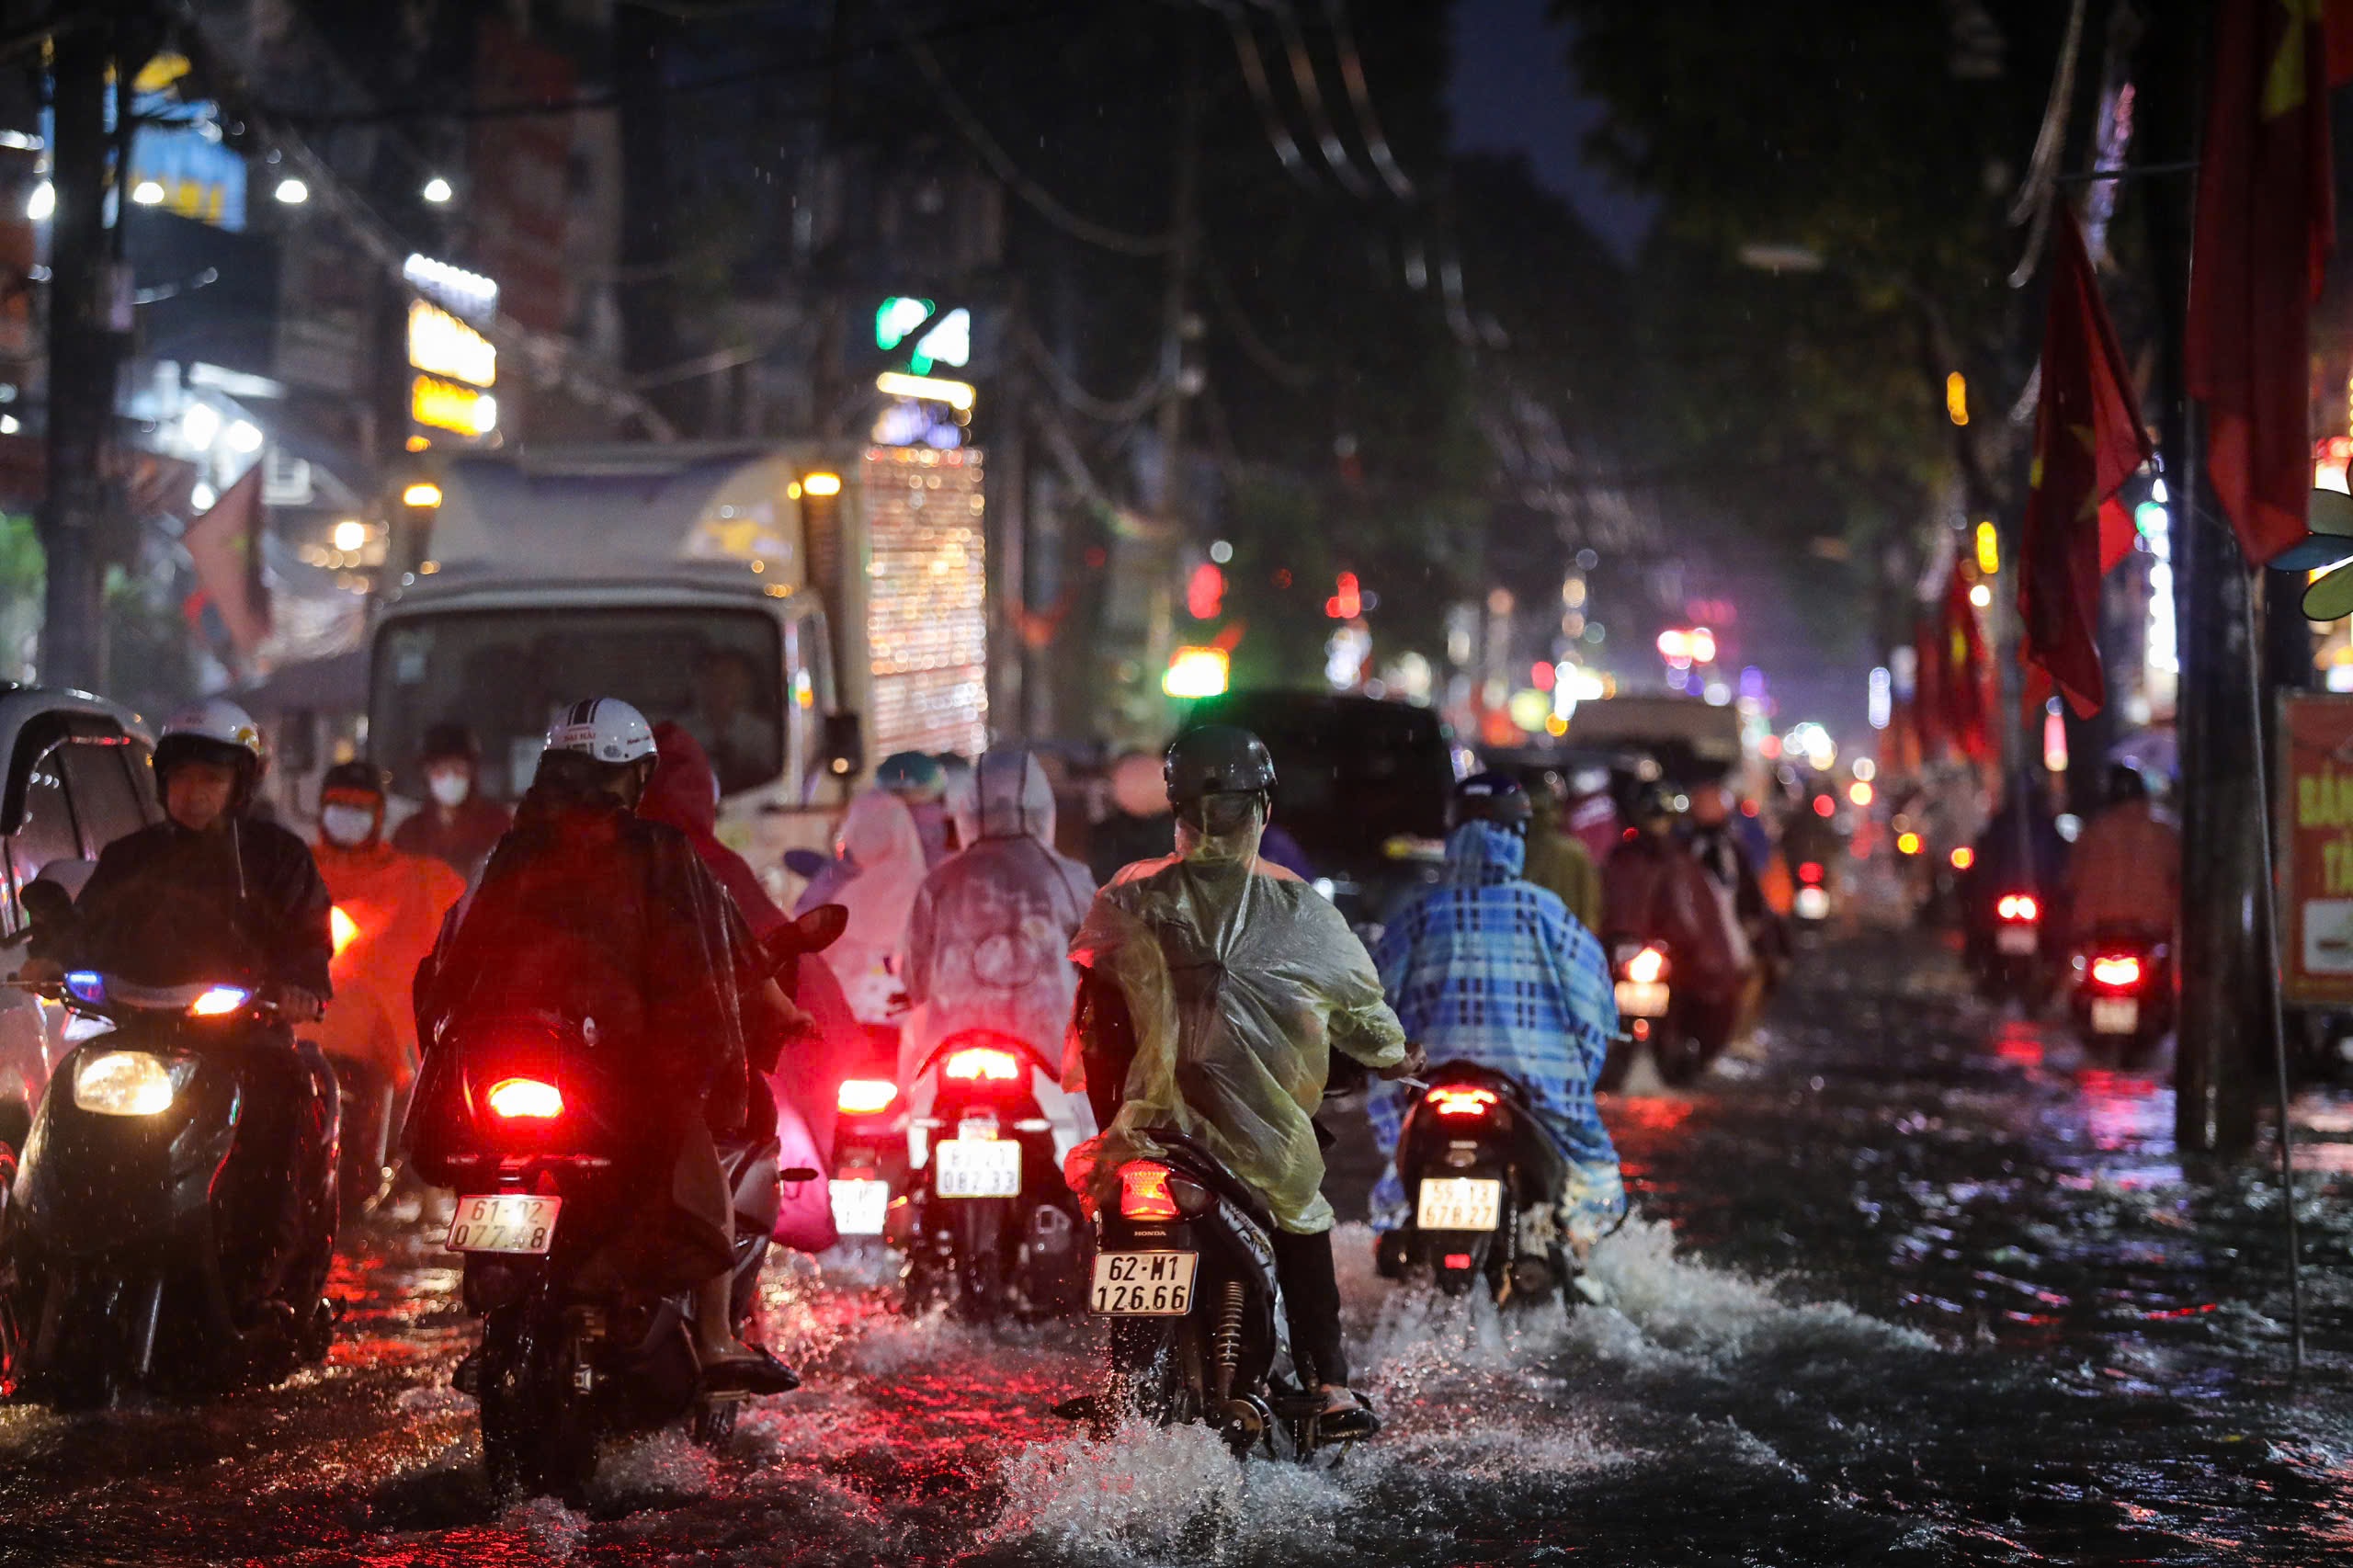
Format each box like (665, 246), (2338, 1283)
(420, 721), (481, 765)
(1165, 724), (1276, 807)
(321, 759), (386, 799)
(1631, 780), (1685, 824)
(2104, 760), (2150, 806)
(1451, 771), (1533, 834)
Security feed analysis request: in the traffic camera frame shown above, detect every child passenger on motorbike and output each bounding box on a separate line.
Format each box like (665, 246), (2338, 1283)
(1367, 773), (1627, 1274)
(1063, 726), (1423, 1437)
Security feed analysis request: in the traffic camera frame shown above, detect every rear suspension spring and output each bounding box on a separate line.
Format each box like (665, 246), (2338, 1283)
(1210, 1278), (1245, 1401)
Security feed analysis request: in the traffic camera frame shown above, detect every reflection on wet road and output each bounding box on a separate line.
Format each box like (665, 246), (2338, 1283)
(4, 930), (2349, 1565)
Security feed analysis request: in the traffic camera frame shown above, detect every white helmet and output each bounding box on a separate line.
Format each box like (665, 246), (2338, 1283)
(161, 697), (265, 758)
(544, 697), (656, 765)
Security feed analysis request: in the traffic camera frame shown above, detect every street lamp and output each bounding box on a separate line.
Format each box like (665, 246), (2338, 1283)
(421, 176), (452, 204)
(273, 177), (309, 205)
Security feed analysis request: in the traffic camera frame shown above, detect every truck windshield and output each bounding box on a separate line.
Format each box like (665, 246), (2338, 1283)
(1181, 693), (1454, 873)
(372, 608), (786, 800)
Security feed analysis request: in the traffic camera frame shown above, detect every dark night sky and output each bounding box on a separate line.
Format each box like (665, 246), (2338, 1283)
(1448, 0), (1655, 262)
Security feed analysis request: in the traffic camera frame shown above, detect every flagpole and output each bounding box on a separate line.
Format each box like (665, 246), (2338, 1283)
(2240, 558), (2305, 1382)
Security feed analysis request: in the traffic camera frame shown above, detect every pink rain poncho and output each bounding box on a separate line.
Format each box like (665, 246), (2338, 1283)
(818, 790), (927, 1023)
(903, 752), (1098, 1154)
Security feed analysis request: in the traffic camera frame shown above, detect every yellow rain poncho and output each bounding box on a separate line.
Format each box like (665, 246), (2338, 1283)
(1064, 801), (1407, 1234)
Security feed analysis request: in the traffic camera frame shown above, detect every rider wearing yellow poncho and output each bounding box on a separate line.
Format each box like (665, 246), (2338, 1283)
(1064, 726), (1419, 1434)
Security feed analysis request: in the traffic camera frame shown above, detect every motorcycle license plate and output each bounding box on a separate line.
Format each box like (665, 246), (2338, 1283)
(830, 1177), (890, 1236)
(1089, 1251), (1199, 1315)
(1416, 1176), (1503, 1233)
(1997, 927), (2039, 955)
(447, 1194), (561, 1255)
(2091, 997), (2141, 1035)
(1615, 980), (1670, 1017)
(934, 1137), (1022, 1199)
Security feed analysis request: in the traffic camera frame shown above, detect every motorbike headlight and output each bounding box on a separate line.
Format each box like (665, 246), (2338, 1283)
(74, 1050), (181, 1117)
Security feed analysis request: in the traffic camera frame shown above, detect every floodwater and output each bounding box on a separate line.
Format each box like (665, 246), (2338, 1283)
(4, 928), (2350, 1565)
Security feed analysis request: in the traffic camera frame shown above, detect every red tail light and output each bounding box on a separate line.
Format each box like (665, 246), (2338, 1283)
(1996, 893), (2040, 923)
(1442, 1253), (1474, 1269)
(943, 1046), (1023, 1082)
(485, 1077), (563, 1119)
(1118, 1161), (1182, 1221)
(1427, 1085), (1499, 1118)
(2091, 954), (2143, 988)
(1798, 861), (1823, 885)
(836, 1078), (898, 1115)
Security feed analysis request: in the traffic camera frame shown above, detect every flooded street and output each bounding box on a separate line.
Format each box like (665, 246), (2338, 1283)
(6, 928), (2351, 1566)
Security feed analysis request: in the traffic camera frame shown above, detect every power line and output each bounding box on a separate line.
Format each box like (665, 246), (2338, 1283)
(879, 0), (1176, 258)
(1320, 0), (1414, 199)
(1018, 324), (1169, 423)
(1257, 0), (1375, 198)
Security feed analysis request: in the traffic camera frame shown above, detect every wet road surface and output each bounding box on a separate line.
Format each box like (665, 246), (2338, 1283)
(4, 927), (2351, 1565)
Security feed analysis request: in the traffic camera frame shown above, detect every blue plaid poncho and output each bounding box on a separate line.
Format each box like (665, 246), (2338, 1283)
(1368, 820), (1626, 1244)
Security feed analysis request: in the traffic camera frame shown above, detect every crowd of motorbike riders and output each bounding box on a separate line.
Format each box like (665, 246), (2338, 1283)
(6, 693), (2165, 1446)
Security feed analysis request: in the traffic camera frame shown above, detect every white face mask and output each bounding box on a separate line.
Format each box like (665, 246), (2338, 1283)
(320, 804), (377, 846)
(427, 769), (472, 808)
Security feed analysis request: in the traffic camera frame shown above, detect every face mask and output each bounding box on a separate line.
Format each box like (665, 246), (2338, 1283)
(320, 804), (377, 846)
(427, 769), (472, 808)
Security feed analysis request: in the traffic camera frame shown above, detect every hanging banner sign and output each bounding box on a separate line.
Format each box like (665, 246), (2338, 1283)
(2278, 692), (2353, 1004)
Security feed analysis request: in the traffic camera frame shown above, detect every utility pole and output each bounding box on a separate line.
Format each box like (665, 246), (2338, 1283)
(2143, 0), (2262, 1156)
(40, 15), (125, 691)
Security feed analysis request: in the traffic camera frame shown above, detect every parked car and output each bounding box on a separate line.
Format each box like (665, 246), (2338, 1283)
(0, 687), (160, 1152)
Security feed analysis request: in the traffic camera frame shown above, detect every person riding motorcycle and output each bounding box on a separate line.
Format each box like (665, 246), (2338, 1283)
(877, 750), (956, 870)
(1520, 769), (1603, 934)
(26, 699), (332, 1024)
(1600, 782), (1744, 1033)
(1063, 726), (1422, 1437)
(1963, 767), (2070, 967)
(904, 750), (1099, 1161)
(21, 699), (337, 1308)
(311, 760), (466, 1205)
(391, 722), (512, 879)
(413, 698), (794, 1392)
(2065, 763), (2179, 943)
(1369, 773), (1626, 1272)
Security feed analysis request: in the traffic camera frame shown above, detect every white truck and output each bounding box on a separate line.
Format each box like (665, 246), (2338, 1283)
(368, 441), (989, 882)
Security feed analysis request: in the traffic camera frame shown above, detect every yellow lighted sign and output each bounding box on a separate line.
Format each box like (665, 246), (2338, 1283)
(875, 370), (976, 411)
(401, 481), (443, 508)
(412, 375), (497, 437)
(408, 300), (496, 387)
(1164, 646), (1230, 699)
(1974, 519), (2000, 575)
(803, 471), (843, 496)
(1946, 371), (1969, 426)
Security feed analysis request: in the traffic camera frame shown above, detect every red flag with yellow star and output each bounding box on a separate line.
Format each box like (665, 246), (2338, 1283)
(2186, 0), (2334, 565)
(2018, 203), (2153, 718)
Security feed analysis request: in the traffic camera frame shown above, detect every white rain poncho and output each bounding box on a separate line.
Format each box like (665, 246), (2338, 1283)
(1064, 799), (1407, 1234)
(819, 791), (927, 1023)
(904, 752), (1098, 1155)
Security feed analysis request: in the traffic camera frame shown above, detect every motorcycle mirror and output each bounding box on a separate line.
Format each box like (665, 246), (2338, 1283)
(779, 1166), (821, 1184)
(21, 878), (74, 933)
(792, 903), (848, 954)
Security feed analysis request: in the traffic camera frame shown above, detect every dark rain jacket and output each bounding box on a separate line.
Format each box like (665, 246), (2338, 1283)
(38, 815), (334, 997)
(392, 794), (513, 880)
(416, 788), (755, 1137)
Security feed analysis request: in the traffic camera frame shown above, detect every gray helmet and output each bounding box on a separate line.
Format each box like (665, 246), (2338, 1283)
(1165, 724), (1276, 807)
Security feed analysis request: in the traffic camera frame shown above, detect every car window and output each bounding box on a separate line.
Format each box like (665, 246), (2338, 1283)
(7, 752), (80, 902)
(59, 741), (146, 855)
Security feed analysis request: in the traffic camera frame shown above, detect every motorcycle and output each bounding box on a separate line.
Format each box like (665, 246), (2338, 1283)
(1381, 1062), (1576, 1309)
(1791, 856), (1832, 926)
(828, 1021), (910, 1244)
(409, 914), (837, 1502)
(899, 1029), (1084, 1321)
(1974, 890), (2052, 1006)
(7, 968), (339, 1407)
(1090, 1129), (1363, 1460)
(2067, 926), (2172, 1064)
(1601, 938), (1732, 1087)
